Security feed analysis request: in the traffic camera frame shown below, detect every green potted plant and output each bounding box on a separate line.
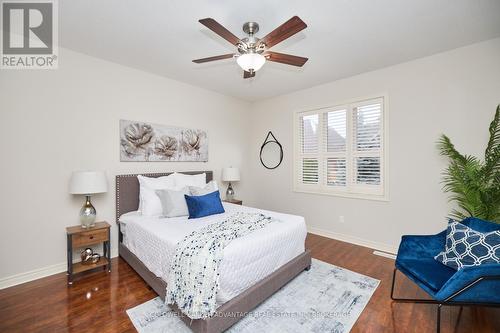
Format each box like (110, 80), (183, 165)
(437, 105), (500, 223)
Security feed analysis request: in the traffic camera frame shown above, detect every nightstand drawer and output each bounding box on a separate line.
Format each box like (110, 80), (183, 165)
(223, 199), (242, 205)
(72, 228), (108, 247)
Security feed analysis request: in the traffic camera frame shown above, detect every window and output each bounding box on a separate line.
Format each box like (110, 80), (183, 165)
(294, 97), (386, 200)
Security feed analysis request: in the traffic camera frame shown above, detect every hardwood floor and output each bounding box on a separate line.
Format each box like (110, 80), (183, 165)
(0, 234), (499, 332)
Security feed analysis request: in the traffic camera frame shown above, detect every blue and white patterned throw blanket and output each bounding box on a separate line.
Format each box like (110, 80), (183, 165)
(166, 212), (274, 319)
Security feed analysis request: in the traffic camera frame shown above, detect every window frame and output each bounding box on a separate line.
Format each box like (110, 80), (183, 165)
(293, 95), (389, 201)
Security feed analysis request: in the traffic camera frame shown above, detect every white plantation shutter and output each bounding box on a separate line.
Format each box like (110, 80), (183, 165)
(326, 158), (347, 186)
(299, 114), (319, 184)
(301, 114), (319, 153)
(352, 101), (382, 188)
(324, 109), (347, 187)
(354, 157), (381, 185)
(354, 103), (381, 151)
(326, 110), (347, 153)
(295, 97), (385, 199)
(302, 158), (319, 184)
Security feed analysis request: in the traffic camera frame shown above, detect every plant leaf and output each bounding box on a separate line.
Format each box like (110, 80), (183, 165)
(437, 105), (500, 224)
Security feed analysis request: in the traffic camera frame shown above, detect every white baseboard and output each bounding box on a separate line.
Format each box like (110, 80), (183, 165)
(307, 226), (398, 254)
(0, 249), (119, 290)
(0, 262), (68, 290)
(1, 231), (397, 290)
(373, 250), (397, 260)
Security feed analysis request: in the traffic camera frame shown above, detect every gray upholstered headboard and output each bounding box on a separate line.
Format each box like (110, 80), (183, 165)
(115, 171), (213, 223)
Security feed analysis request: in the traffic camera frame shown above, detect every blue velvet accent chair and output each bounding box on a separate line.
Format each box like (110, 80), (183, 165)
(391, 217), (500, 332)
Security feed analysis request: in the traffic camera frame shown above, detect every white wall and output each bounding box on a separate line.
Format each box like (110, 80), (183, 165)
(0, 48), (251, 284)
(246, 38), (500, 252)
(1, 38), (499, 287)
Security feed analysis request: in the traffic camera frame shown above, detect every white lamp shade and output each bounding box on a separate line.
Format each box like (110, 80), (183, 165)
(221, 167), (240, 182)
(236, 53), (266, 72)
(69, 171), (108, 194)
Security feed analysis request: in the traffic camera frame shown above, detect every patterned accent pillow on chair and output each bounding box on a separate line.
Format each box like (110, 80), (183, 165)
(435, 220), (500, 270)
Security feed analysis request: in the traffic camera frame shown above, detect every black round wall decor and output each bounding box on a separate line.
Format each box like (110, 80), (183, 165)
(260, 131), (283, 169)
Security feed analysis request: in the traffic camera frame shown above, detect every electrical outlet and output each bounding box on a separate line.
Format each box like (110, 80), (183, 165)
(339, 215), (345, 224)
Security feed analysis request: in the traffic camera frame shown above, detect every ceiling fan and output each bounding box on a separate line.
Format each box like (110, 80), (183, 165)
(193, 16), (308, 79)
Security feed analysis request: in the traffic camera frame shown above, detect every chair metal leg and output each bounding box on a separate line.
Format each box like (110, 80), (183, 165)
(391, 268), (439, 304)
(437, 304), (442, 333)
(390, 268), (397, 300)
(391, 267), (500, 332)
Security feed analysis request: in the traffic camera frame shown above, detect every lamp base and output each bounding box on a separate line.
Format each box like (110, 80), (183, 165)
(80, 195), (96, 228)
(226, 182), (235, 201)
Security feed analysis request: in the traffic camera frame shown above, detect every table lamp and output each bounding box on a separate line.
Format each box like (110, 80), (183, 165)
(221, 167), (240, 201)
(69, 171), (108, 228)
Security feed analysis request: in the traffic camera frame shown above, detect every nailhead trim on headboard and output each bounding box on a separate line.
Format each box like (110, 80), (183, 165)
(115, 171), (213, 224)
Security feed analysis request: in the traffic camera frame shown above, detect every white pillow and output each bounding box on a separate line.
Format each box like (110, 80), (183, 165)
(118, 210), (141, 225)
(155, 187), (190, 217)
(138, 174), (176, 216)
(173, 172), (206, 189)
(189, 180), (218, 196)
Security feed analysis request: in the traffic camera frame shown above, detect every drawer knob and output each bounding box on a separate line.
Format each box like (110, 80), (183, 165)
(89, 235), (94, 239)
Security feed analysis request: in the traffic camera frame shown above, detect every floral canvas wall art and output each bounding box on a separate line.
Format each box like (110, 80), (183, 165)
(120, 120), (208, 162)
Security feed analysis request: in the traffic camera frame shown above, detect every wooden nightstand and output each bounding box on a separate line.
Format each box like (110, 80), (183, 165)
(223, 199), (243, 205)
(66, 221), (111, 284)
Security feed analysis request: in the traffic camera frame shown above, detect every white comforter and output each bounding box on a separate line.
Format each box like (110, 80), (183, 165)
(119, 203), (306, 305)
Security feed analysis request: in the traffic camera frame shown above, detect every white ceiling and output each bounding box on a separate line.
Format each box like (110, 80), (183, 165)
(59, 0), (500, 101)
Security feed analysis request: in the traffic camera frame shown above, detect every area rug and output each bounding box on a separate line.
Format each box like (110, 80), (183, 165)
(126, 259), (379, 333)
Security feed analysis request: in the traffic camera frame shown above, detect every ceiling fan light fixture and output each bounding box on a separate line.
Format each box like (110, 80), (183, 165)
(193, 17), (308, 79)
(236, 53), (266, 72)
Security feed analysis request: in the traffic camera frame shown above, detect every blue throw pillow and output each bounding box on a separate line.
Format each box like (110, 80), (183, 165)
(435, 220), (500, 270)
(185, 190), (225, 219)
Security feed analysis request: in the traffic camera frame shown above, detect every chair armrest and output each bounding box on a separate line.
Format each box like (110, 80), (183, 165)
(436, 264), (500, 302)
(396, 230), (447, 260)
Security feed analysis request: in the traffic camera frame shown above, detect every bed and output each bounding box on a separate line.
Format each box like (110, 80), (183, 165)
(116, 171), (311, 333)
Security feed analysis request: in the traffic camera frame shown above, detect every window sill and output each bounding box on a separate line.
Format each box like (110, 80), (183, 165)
(293, 187), (389, 202)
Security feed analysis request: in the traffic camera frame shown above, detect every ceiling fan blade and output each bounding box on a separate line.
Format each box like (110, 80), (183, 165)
(243, 71), (255, 79)
(259, 16), (307, 48)
(199, 18), (241, 46)
(192, 54), (235, 63)
(265, 51), (308, 67)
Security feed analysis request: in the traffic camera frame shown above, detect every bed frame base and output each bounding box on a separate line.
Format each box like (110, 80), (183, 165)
(116, 172), (311, 332)
(119, 242), (311, 333)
